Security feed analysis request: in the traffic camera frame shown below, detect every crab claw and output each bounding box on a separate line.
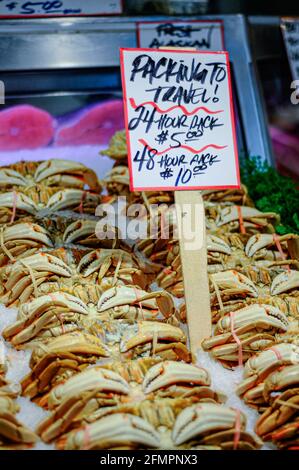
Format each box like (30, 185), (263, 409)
(216, 206), (279, 227)
(0, 169), (28, 188)
(48, 367), (130, 408)
(63, 220), (97, 244)
(0, 192), (37, 215)
(46, 189), (100, 212)
(5, 253), (72, 288)
(20, 292), (89, 318)
(216, 304), (289, 335)
(211, 270), (258, 297)
(207, 235), (232, 255)
(98, 286), (163, 311)
(1, 223), (53, 247)
(143, 361), (210, 394)
(120, 321), (186, 353)
(172, 403), (245, 446)
(59, 413), (160, 450)
(271, 270), (299, 295)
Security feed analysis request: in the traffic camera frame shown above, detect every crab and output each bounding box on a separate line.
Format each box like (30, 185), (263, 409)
(2, 292), (93, 348)
(236, 343), (299, 410)
(202, 185), (250, 206)
(103, 166), (130, 199)
(245, 233), (298, 258)
(78, 249), (151, 290)
(119, 321), (192, 362)
(20, 332), (109, 406)
(0, 395), (37, 449)
(271, 270), (299, 296)
(63, 220), (119, 249)
(57, 413), (160, 450)
(255, 366), (299, 448)
(0, 222), (53, 267)
(45, 189), (102, 214)
(172, 403), (262, 450)
(97, 286), (176, 322)
(202, 304), (289, 368)
(101, 130), (128, 161)
(156, 247), (183, 298)
(0, 192), (38, 223)
(0, 252), (73, 306)
(0, 159), (101, 191)
(206, 205), (280, 234)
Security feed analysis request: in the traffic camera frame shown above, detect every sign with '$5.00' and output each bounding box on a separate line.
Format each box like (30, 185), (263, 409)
(120, 48), (240, 191)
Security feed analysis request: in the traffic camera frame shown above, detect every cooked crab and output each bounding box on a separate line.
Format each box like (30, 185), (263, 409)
(0, 252), (73, 306)
(0, 222), (53, 267)
(0, 159), (101, 191)
(2, 292), (92, 348)
(77, 249), (150, 289)
(21, 332), (109, 405)
(97, 286), (175, 322)
(119, 321), (192, 362)
(236, 343), (299, 409)
(172, 403), (262, 450)
(63, 220), (119, 249)
(202, 304), (289, 368)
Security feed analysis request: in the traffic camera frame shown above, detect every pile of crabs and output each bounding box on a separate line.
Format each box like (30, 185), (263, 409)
(0, 130), (297, 451)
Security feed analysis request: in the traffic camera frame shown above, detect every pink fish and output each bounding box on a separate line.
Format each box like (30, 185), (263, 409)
(0, 105), (55, 150)
(54, 100), (124, 147)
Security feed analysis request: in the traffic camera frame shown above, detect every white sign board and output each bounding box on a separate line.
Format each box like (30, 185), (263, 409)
(120, 48), (240, 191)
(137, 20), (224, 51)
(0, 0), (122, 17)
(281, 18), (299, 81)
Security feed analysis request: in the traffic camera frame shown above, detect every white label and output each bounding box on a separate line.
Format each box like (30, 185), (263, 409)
(281, 18), (299, 81)
(0, 0), (122, 16)
(120, 48), (240, 191)
(137, 21), (224, 51)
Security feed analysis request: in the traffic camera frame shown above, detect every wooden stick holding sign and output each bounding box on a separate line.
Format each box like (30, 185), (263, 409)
(120, 47), (240, 357)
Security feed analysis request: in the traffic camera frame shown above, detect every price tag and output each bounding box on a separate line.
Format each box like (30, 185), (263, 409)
(137, 20), (224, 51)
(0, 0), (122, 17)
(281, 17), (299, 81)
(120, 47), (240, 191)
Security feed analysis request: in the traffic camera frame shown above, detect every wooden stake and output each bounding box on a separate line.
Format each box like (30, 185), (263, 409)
(175, 190), (211, 357)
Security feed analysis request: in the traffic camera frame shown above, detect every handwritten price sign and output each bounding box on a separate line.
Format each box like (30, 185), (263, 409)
(0, 0), (122, 17)
(120, 48), (240, 191)
(137, 20), (224, 51)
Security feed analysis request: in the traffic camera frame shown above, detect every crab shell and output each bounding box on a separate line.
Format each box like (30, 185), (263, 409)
(0, 412), (37, 448)
(57, 413), (160, 450)
(207, 235), (232, 255)
(34, 159), (101, 191)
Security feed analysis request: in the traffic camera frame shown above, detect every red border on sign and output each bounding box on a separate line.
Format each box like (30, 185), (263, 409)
(120, 47), (240, 192)
(136, 20), (225, 50)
